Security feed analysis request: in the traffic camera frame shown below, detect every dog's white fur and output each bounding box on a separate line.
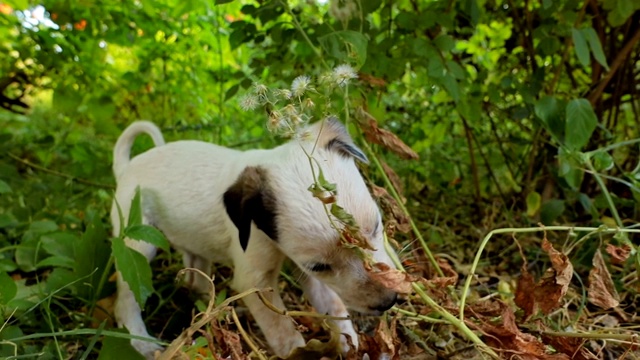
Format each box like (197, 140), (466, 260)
(111, 119), (398, 359)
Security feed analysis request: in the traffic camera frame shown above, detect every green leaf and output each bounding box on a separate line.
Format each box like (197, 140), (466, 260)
(97, 330), (146, 360)
(125, 225), (170, 253)
(318, 31), (368, 67)
(330, 204), (358, 228)
(128, 186), (143, 227)
(534, 96), (565, 142)
(111, 237), (153, 307)
(565, 98), (598, 150)
(434, 35), (455, 51)
(526, 191), (541, 217)
(592, 150), (614, 172)
(0, 180), (11, 194)
(571, 28), (590, 68)
(582, 28), (610, 70)
(75, 211), (111, 299)
(0, 271), (17, 304)
(440, 74), (460, 103)
(540, 199), (565, 225)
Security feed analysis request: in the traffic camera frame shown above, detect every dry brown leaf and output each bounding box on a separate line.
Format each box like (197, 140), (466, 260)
(605, 243), (631, 265)
(534, 239), (573, 314)
(588, 249), (620, 309)
(481, 303), (570, 360)
(80, 294), (116, 328)
(421, 258), (458, 288)
(370, 184), (410, 235)
(366, 262), (415, 294)
(358, 72), (387, 87)
(541, 333), (598, 360)
(363, 119), (419, 160)
(514, 264), (536, 319)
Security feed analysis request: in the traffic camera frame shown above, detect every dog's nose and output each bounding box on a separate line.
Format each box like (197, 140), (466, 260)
(371, 293), (398, 312)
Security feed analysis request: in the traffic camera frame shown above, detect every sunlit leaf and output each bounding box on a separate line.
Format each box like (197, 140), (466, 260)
(125, 224), (170, 253)
(526, 191), (541, 217)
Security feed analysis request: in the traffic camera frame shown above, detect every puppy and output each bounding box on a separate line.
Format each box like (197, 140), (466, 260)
(110, 118), (398, 359)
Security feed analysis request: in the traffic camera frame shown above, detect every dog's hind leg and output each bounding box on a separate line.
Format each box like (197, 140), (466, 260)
(301, 275), (358, 354)
(112, 212), (163, 360)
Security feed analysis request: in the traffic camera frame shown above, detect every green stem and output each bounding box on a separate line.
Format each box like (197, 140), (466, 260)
(584, 158), (623, 228)
(459, 225), (640, 321)
(363, 141), (444, 277)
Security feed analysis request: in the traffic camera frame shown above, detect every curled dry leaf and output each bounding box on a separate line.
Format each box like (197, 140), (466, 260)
(541, 332), (598, 360)
(515, 239), (573, 318)
(363, 119), (419, 160)
(366, 262), (415, 294)
(535, 239), (573, 314)
(605, 243), (631, 265)
(588, 249), (620, 309)
(515, 261), (536, 319)
(371, 184), (410, 235)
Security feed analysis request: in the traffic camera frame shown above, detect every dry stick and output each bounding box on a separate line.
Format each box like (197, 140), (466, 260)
(587, 28), (640, 105)
(7, 152), (114, 189)
(230, 307), (268, 360)
(256, 291), (351, 321)
(460, 115), (481, 202)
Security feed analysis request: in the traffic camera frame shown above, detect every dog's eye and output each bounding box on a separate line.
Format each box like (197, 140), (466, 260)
(309, 263), (332, 272)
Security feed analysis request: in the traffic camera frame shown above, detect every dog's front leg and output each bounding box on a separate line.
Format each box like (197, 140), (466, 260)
(301, 275), (358, 354)
(232, 251), (306, 357)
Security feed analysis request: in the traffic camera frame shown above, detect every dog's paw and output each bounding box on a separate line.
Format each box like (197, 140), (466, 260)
(132, 339), (163, 360)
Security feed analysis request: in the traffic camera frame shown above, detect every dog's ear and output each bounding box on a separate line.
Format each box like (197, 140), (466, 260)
(312, 117), (368, 164)
(223, 167), (278, 251)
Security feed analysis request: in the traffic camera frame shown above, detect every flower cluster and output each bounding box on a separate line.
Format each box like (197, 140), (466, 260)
(238, 64), (359, 137)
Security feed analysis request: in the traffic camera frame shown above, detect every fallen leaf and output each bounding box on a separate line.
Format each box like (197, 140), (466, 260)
(370, 185), (410, 235)
(605, 243), (631, 265)
(534, 239), (573, 314)
(588, 249), (619, 309)
(366, 262), (415, 294)
(421, 258), (458, 288)
(480, 303), (570, 360)
(514, 263), (536, 319)
(541, 328), (598, 360)
(363, 119), (419, 160)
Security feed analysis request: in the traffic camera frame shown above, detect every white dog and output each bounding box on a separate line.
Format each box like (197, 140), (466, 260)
(110, 118), (398, 359)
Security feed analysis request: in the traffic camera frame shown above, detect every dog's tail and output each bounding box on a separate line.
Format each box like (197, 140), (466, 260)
(113, 121), (165, 178)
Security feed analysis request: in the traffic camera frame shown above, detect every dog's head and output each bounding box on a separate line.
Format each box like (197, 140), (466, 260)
(223, 118), (398, 314)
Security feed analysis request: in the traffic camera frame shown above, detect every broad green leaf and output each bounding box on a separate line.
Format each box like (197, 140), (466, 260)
(318, 31), (368, 67)
(434, 35), (455, 51)
(330, 204), (358, 228)
(440, 74), (460, 103)
(125, 224), (170, 253)
(76, 211), (112, 299)
(128, 186), (143, 227)
(540, 199), (565, 225)
(526, 191), (541, 217)
(0, 271), (17, 304)
(0, 179), (11, 194)
(535, 96), (565, 142)
(112, 237), (153, 307)
(592, 150), (614, 171)
(41, 233), (77, 264)
(565, 98), (598, 150)
(582, 28), (610, 70)
(571, 28), (590, 68)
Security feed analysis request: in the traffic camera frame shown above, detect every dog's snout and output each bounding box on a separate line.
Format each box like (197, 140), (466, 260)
(370, 292), (397, 313)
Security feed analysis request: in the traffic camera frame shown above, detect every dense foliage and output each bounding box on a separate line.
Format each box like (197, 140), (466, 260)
(1, 0), (639, 358)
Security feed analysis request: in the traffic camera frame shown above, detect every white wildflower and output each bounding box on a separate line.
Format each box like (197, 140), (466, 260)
(333, 64), (358, 87)
(239, 94), (259, 111)
(329, 0), (357, 22)
(302, 98), (315, 110)
(274, 88), (292, 100)
(253, 82), (268, 96)
(291, 75), (312, 97)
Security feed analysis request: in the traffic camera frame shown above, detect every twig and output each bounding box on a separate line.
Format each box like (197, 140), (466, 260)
(231, 307), (268, 360)
(588, 28), (640, 105)
(7, 152), (114, 189)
